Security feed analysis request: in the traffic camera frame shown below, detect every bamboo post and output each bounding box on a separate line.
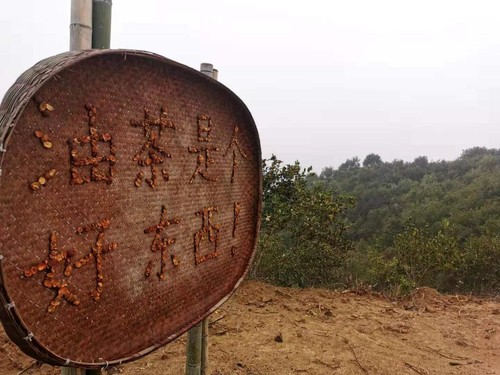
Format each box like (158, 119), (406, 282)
(185, 322), (203, 375)
(199, 63), (212, 375)
(200, 318), (209, 375)
(60, 360), (102, 373)
(184, 63), (218, 375)
(200, 63), (214, 79)
(92, 0), (112, 49)
(63, 2), (111, 375)
(62, 368), (83, 375)
(82, 3), (111, 375)
(200, 64), (217, 375)
(62, 370), (100, 375)
(70, 0), (92, 50)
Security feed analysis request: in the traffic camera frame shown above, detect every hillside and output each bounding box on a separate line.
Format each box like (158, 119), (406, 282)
(319, 148), (500, 249)
(1, 280), (499, 375)
(256, 149), (499, 294)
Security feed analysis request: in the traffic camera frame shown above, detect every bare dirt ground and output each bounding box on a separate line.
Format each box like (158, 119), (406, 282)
(1, 280), (499, 375)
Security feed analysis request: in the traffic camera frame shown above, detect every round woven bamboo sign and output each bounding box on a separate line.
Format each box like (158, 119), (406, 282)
(0, 50), (261, 368)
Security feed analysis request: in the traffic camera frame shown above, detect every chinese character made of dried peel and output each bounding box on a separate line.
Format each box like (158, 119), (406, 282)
(194, 206), (220, 264)
(197, 114), (212, 142)
(223, 125), (247, 183)
(69, 103), (116, 185)
(131, 107), (176, 188)
(188, 115), (218, 183)
(144, 205), (181, 280)
(23, 232), (80, 313)
(73, 219), (118, 301)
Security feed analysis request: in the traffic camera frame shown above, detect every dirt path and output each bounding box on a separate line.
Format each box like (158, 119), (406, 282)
(1, 281), (499, 375)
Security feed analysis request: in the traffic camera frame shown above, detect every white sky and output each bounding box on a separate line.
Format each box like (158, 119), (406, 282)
(1, 0), (499, 172)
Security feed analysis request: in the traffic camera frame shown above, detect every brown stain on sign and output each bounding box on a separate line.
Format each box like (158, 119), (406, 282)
(0, 49), (261, 369)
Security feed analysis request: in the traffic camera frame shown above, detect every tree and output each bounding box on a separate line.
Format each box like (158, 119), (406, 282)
(320, 166), (335, 179)
(460, 147), (491, 160)
(458, 235), (500, 292)
(393, 222), (460, 290)
(362, 153), (382, 167)
(338, 157), (361, 171)
(254, 156), (354, 287)
(413, 156), (428, 167)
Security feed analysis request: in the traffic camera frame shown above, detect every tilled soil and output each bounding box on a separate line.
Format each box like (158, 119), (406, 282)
(1, 280), (499, 375)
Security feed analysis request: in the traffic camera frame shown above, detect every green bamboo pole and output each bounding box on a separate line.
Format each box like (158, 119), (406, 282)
(200, 318), (209, 375)
(61, 366), (101, 374)
(62, 368), (82, 375)
(185, 322), (203, 375)
(63, 2), (111, 375)
(92, 0), (112, 49)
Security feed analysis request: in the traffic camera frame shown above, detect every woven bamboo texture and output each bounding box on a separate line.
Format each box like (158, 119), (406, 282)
(0, 49), (261, 369)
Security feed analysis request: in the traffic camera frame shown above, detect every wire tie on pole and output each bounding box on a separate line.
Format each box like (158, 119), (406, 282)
(64, 359), (71, 366)
(23, 332), (34, 341)
(5, 301), (15, 310)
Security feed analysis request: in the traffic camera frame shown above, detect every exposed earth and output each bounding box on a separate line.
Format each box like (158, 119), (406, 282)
(1, 280), (499, 375)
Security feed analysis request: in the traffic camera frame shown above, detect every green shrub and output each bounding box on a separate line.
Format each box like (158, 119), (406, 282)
(253, 156), (354, 288)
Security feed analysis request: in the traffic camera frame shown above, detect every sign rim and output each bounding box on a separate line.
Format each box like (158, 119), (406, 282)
(0, 49), (262, 369)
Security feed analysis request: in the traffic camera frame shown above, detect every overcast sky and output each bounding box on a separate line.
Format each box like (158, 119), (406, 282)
(1, 1), (499, 172)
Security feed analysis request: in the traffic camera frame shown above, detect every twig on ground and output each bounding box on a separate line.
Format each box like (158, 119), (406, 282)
(292, 323), (305, 329)
(249, 309), (279, 314)
(209, 315), (226, 326)
(313, 359), (341, 370)
(310, 330), (331, 337)
(17, 360), (42, 375)
(343, 337), (368, 373)
(404, 362), (429, 375)
(3, 348), (19, 368)
(425, 346), (469, 360)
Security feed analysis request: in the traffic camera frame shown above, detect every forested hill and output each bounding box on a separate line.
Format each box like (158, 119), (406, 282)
(316, 147), (499, 293)
(318, 147), (499, 247)
(255, 147), (499, 295)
